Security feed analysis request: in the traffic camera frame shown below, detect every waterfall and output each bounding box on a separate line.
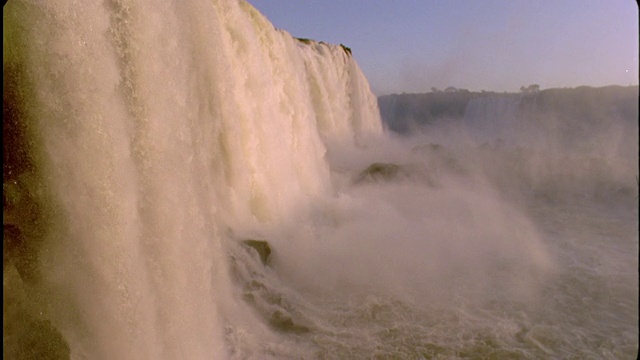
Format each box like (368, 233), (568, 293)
(3, 0), (381, 358)
(463, 95), (521, 143)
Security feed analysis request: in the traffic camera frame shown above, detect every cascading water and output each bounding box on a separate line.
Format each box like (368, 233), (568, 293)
(4, 0), (380, 358)
(4, 0), (638, 359)
(462, 95), (521, 144)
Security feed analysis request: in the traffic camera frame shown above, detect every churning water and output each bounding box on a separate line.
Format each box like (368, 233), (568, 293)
(3, 0), (638, 359)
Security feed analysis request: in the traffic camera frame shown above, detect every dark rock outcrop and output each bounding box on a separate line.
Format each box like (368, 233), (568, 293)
(295, 37), (313, 45)
(355, 162), (403, 183)
(231, 239), (313, 335)
(242, 239), (272, 266)
(340, 44), (352, 56)
(269, 310), (310, 334)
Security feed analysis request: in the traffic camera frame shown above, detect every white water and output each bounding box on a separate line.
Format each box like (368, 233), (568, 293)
(4, 0), (379, 358)
(3, 0), (638, 359)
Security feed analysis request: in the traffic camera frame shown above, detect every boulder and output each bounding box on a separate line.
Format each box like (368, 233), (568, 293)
(269, 310), (310, 334)
(241, 239), (272, 266)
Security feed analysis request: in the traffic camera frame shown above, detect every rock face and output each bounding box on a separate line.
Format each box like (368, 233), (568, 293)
(242, 239), (272, 266)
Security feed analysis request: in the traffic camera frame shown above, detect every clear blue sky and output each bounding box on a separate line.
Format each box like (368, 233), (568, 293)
(248, 0), (639, 95)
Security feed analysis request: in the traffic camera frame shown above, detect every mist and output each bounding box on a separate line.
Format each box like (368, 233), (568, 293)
(227, 85), (639, 357)
(4, 0), (638, 358)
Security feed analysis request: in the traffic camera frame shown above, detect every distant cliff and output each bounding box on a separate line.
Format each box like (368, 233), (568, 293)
(379, 86), (638, 135)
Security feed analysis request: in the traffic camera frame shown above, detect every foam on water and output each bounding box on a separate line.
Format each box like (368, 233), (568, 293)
(3, 0), (638, 359)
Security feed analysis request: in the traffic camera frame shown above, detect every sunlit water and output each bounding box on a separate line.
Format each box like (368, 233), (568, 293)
(3, 0), (638, 359)
(225, 132), (638, 359)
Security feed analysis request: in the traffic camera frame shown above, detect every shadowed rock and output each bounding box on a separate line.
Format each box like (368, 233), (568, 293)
(15, 319), (70, 360)
(269, 310), (310, 334)
(3, 224), (39, 283)
(356, 162), (402, 183)
(242, 239), (272, 266)
(295, 37), (313, 45)
(340, 44), (352, 56)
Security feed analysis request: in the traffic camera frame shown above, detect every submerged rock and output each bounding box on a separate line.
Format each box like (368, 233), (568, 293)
(241, 239), (272, 266)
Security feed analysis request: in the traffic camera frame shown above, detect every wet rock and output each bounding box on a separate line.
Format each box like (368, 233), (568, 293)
(242, 239), (272, 266)
(15, 319), (71, 360)
(340, 44), (352, 56)
(355, 162), (402, 183)
(3, 224), (39, 283)
(269, 310), (310, 334)
(295, 37), (313, 45)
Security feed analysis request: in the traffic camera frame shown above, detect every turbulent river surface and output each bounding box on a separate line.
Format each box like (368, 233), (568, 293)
(224, 130), (639, 359)
(3, 0), (638, 359)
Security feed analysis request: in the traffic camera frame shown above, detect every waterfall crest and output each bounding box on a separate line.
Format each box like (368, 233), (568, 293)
(3, 0), (381, 358)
